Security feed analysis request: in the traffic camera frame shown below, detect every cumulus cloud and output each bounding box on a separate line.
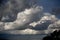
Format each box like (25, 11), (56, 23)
(0, 5), (58, 32)
(0, 0), (60, 35)
(0, 6), (43, 30)
(29, 13), (58, 30)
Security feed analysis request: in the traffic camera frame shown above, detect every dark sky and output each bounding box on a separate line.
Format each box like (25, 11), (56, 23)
(0, 0), (8, 5)
(36, 0), (60, 12)
(0, 0), (60, 12)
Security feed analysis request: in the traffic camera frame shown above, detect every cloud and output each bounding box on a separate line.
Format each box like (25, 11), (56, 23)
(0, 0), (60, 35)
(48, 20), (60, 29)
(29, 13), (58, 30)
(3, 28), (49, 35)
(0, 5), (58, 31)
(2, 6), (43, 30)
(0, 0), (33, 22)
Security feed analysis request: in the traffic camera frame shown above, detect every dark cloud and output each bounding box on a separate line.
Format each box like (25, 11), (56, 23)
(0, 0), (32, 22)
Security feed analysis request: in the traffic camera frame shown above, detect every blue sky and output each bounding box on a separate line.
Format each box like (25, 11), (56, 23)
(35, 0), (60, 12)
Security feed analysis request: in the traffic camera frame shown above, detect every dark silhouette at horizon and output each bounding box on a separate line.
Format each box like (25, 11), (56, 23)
(43, 30), (60, 40)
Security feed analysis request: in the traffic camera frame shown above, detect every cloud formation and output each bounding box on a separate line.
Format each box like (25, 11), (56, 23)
(0, 0), (60, 35)
(0, 6), (43, 30)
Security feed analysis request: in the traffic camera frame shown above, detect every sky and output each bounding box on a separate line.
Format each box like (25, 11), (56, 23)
(0, 0), (60, 34)
(0, 0), (60, 40)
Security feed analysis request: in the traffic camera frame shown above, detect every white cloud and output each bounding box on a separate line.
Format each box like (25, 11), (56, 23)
(48, 20), (60, 29)
(29, 13), (58, 30)
(0, 0), (60, 35)
(3, 6), (43, 30)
